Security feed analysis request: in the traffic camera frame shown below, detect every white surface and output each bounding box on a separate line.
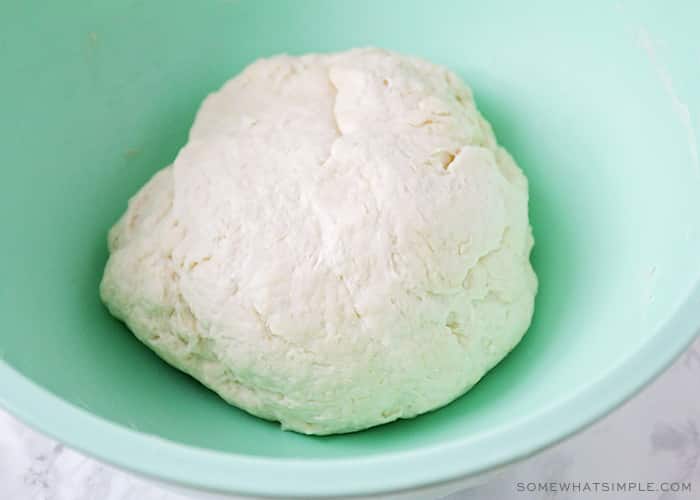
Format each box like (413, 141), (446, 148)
(1, 337), (698, 500)
(101, 48), (536, 435)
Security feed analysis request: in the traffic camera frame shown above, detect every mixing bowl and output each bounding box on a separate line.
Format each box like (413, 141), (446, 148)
(1, 0), (699, 497)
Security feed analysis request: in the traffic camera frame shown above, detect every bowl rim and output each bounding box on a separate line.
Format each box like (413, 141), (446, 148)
(1, 281), (699, 498)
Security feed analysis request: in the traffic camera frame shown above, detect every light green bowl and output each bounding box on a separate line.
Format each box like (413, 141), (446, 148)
(1, 1), (699, 497)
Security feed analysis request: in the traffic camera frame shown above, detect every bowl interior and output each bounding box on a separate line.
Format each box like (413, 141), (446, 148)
(2, 0), (699, 467)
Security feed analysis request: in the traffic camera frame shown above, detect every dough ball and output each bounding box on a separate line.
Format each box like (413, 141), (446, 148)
(100, 48), (537, 435)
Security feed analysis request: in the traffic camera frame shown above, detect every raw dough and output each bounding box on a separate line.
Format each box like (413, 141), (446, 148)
(100, 48), (537, 435)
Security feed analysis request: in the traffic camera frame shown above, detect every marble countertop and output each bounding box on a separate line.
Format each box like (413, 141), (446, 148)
(1, 337), (698, 500)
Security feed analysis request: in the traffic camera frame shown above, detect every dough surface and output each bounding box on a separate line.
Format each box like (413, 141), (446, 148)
(100, 48), (537, 435)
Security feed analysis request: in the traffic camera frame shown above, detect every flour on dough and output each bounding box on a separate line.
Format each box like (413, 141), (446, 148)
(100, 48), (537, 435)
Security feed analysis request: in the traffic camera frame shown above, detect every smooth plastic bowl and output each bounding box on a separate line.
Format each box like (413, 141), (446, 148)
(1, 1), (699, 497)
